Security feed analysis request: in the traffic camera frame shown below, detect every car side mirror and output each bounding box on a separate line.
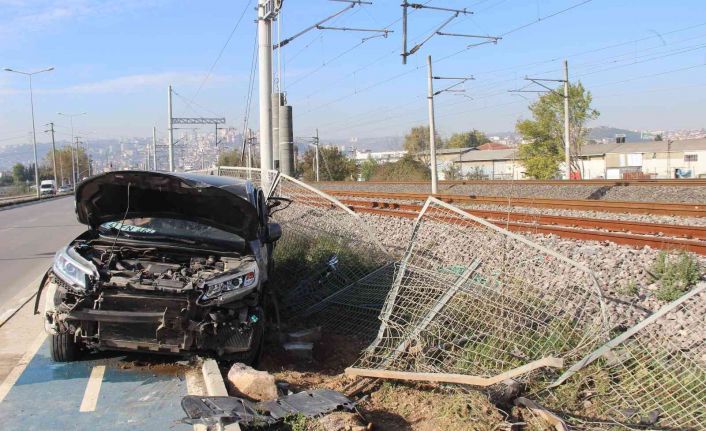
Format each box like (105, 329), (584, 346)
(265, 222), (282, 243)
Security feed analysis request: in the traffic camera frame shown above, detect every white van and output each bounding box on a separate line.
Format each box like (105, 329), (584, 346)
(40, 180), (56, 196)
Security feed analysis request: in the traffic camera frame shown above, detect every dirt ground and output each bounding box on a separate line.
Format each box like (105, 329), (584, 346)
(256, 332), (514, 431)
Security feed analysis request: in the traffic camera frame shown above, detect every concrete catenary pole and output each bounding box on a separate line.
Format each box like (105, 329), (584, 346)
(563, 60), (571, 180)
(278, 105), (294, 176)
(401, 1), (408, 64)
(152, 127), (157, 170)
(315, 129), (320, 182)
(258, 0), (274, 186)
(47, 122), (58, 186)
(167, 85), (175, 172)
(272, 93), (283, 169)
(426, 55), (438, 194)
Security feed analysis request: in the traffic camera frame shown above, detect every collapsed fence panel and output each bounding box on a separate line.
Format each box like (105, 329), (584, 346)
(354, 197), (608, 387)
(544, 283), (706, 430)
(218, 167), (395, 336)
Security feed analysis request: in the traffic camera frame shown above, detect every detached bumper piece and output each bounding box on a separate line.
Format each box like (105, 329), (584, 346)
(181, 389), (355, 428)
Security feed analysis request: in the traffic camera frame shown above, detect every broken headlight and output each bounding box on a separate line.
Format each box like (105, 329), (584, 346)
(200, 263), (259, 303)
(53, 246), (96, 290)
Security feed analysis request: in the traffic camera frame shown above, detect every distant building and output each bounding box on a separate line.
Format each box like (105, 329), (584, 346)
(477, 142), (511, 151)
(353, 149), (407, 164)
(450, 138), (706, 179)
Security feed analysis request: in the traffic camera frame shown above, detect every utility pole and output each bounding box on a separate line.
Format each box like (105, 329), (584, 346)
(75, 137), (81, 180)
(45, 122), (59, 186)
(427, 56), (438, 194)
(70, 146), (76, 187)
(167, 85), (175, 172)
(152, 127), (157, 170)
(425, 56), (474, 194)
(258, 0), (275, 185)
(4, 67), (54, 198)
(315, 129), (320, 182)
(401, 0), (408, 64)
(510, 61), (571, 179)
(563, 60), (571, 180)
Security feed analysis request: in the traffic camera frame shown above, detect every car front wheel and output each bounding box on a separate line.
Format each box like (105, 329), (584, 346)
(50, 332), (80, 362)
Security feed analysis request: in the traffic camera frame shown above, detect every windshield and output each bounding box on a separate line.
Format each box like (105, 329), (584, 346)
(40, 184), (53, 189)
(98, 217), (246, 248)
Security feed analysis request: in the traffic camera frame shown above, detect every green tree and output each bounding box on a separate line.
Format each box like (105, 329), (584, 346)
(12, 163), (29, 184)
(516, 82), (599, 179)
(445, 130), (489, 149)
(217, 149), (243, 167)
(301, 146), (357, 181)
(654, 134), (663, 141)
(403, 125), (442, 164)
(359, 157), (378, 181)
(42, 146), (89, 185)
(370, 154), (430, 181)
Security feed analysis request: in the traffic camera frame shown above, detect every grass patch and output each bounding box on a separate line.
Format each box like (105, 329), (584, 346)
(617, 280), (639, 296)
(651, 251), (701, 301)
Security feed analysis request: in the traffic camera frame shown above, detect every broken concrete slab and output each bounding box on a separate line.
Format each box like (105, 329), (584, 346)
(226, 362), (277, 401)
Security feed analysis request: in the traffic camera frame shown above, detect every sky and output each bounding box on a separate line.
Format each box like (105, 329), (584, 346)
(1, 0), (706, 149)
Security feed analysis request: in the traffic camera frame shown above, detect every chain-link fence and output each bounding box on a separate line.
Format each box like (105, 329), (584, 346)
(216, 168), (395, 336)
(353, 197), (608, 388)
(543, 284), (705, 430)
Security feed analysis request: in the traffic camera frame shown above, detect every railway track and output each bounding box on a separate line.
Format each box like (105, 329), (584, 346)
(323, 190), (706, 218)
(336, 197), (706, 255)
(316, 178), (706, 186)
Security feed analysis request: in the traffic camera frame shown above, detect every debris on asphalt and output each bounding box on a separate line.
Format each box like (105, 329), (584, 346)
(181, 388), (355, 428)
(226, 362), (278, 401)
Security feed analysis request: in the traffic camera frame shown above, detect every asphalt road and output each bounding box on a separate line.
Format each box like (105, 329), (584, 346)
(0, 196), (85, 305)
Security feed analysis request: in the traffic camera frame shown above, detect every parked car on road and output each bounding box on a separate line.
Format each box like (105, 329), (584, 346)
(39, 171), (281, 363)
(40, 180), (56, 196)
(57, 185), (73, 194)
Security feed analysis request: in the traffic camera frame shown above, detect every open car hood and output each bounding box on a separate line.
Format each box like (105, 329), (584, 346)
(75, 171), (260, 241)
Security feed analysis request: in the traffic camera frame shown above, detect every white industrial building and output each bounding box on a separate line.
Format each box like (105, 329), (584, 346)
(451, 138), (706, 180)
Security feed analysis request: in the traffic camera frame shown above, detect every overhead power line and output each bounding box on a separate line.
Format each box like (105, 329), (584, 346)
(189, 0), (253, 104)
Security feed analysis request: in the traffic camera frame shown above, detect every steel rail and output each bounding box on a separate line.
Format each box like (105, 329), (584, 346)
(323, 190), (706, 217)
(336, 198), (706, 240)
(341, 203), (706, 255)
(314, 178), (706, 186)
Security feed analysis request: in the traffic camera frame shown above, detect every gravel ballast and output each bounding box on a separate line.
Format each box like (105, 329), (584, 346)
(317, 181), (706, 204)
(358, 212), (706, 330)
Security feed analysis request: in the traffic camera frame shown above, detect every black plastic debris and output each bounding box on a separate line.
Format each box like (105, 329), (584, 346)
(181, 389), (355, 428)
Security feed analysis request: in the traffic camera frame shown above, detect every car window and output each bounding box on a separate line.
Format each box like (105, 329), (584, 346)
(100, 217), (245, 244)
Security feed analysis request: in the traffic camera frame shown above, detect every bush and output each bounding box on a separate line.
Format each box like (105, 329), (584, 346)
(369, 154), (430, 181)
(651, 251), (701, 301)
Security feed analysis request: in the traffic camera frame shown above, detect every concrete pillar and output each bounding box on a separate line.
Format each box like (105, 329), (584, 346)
(278, 105), (294, 176)
(272, 93), (284, 170)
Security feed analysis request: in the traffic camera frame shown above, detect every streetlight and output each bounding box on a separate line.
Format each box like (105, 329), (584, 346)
(4, 67), (54, 198)
(58, 111), (87, 185)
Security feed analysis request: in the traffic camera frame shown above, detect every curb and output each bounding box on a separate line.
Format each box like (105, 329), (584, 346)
(200, 359), (241, 431)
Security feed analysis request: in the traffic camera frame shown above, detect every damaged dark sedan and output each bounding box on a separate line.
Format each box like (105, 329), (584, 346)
(39, 171), (281, 363)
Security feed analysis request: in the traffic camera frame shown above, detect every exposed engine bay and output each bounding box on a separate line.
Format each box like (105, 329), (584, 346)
(44, 241), (265, 358)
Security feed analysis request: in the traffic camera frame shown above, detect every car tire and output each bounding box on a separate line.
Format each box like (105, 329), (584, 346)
(50, 332), (80, 362)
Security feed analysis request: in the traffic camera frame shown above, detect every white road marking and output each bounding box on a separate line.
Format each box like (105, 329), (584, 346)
(0, 331), (47, 403)
(0, 273), (45, 328)
(79, 365), (106, 412)
(185, 370), (208, 431)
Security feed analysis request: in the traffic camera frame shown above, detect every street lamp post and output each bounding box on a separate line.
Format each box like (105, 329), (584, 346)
(58, 112), (87, 186)
(4, 67), (54, 198)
